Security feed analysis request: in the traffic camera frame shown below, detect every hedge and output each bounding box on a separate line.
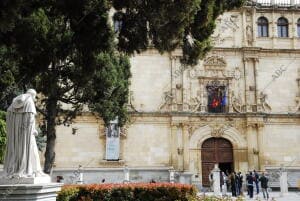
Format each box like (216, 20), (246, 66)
(57, 183), (197, 201)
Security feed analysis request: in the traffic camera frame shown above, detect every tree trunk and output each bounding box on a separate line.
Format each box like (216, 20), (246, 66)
(44, 98), (57, 174)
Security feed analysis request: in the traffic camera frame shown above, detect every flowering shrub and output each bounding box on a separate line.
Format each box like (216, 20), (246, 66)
(57, 183), (196, 201)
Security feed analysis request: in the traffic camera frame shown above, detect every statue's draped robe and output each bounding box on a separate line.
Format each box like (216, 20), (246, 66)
(4, 94), (43, 177)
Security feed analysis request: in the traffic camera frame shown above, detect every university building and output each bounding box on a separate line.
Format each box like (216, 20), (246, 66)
(53, 1), (300, 188)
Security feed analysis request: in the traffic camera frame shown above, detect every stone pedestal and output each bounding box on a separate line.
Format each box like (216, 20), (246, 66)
(169, 168), (175, 183)
(0, 183), (62, 201)
(212, 164), (221, 196)
(178, 172), (193, 184)
(280, 168), (288, 196)
(0, 176), (51, 185)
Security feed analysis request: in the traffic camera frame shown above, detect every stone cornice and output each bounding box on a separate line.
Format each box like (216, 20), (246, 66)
(212, 47), (300, 54)
(128, 111), (300, 119)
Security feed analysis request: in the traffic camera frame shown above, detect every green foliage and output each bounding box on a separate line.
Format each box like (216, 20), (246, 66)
(0, 45), (21, 110)
(0, 0), (245, 172)
(84, 53), (131, 126)
(57, 183), (196, 201)
(35, 128), (47, 152)
(57, 185), (80, 201)
(0, 110), (6, 164)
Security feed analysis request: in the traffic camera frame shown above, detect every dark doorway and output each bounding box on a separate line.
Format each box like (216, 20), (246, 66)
(219, 162), (233, 175)
(201, 138), (233, 187)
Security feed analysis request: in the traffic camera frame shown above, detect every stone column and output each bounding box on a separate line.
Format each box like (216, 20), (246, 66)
(183, 124), (190, 171)
(228, 79), (234, 112)
(257, 123), (264, 170)
(243, 58), (251, 112)
(171, 124), (178, 169)
(169, 168), (175, 183)
(182, 64), (190, 111)
(271, 11), (276, 48)
(177, 126), (184, 171)
(124, 166), (130, 183)
(171, 56), (178, 111)
(280, 165), (288, 196)
(199, 79), (206, 113)
(242, 9), (247, 46)
(212, 164), (221, 196)
(253, 58), (260, 112)
(246, 124), (259, 170)
(251, 7), (257, 47)
(292, 11), (296, 49)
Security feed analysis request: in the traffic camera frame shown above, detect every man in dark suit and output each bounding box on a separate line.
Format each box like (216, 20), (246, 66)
(259, 172), (269, 199)
(246, 172), (254, 198)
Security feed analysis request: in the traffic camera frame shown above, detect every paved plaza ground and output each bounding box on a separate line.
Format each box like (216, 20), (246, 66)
(200, 191), (300, 201)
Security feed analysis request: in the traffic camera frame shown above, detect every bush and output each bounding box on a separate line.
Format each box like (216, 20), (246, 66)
(57, 183), (197, 201)
(0, 110), (6, 164)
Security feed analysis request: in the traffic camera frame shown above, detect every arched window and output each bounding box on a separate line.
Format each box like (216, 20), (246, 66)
(257, 17), (269, 37)
(277, 17), (289, 37)
(297, 19), (300, 37)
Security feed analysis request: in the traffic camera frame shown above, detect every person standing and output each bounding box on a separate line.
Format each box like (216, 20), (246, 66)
(221, 172), (228, 195)
(235, 172), (240, 196)
(230, 172), (237, 197)
(246, 172), (254, 198)
(253, 170), (260, 194)
(238, 172), (243, 195)
(259, 172), (269, 200)
(220, 171), (224, 192)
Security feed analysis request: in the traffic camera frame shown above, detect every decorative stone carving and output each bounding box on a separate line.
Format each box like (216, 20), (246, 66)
(204, 56), (227, 71)
(210, 124), (226, 138)
(259, 92), (272, 112)
(127, 91), (138, 112)
(246, 25), (253, 46)
(159, 90), (175, 110)
(231, 91), (243, 113)
(211, 14), (240, 45)
(234, 67), (242, 80)
(3, 89), (49, 181)
(190, 96), (201, 112)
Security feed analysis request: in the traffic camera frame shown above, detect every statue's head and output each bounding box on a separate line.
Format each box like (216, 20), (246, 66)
(26, 89), (37, 100)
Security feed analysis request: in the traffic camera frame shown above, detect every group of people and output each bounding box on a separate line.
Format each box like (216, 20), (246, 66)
(214, 170), (269, 199)
(246, 170), (269, 199)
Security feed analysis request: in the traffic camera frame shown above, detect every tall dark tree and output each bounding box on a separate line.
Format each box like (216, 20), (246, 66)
(113, 0), (245, 65)
(0, 0), (245, 173)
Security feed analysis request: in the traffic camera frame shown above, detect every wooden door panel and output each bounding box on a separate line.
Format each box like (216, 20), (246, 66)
(201, 150), (216, 162)
(217, 140), (232, 148)
(217, 151), (233, 162)
(202, 139), (215, 148)
(201, 163), (215, 186)
(201, 138), (233, 187)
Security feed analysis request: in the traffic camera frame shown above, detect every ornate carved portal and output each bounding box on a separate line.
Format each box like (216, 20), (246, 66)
(190, 56), (236, 113)
(201, 138), (233, 186)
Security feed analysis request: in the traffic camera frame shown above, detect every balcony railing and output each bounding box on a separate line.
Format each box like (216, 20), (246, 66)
(249, 0), (300, 7)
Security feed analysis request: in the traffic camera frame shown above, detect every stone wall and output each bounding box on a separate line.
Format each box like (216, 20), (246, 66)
(50, 6), (300, 186)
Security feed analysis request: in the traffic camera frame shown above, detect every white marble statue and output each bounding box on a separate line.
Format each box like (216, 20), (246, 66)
(3, 89), (46, 178)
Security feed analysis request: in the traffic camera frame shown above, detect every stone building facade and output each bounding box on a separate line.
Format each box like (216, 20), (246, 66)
(53, 1), (300, 187)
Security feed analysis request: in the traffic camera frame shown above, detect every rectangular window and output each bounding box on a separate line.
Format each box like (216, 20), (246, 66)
(258, 25), (268, 37)
(278, 26), (288, 37)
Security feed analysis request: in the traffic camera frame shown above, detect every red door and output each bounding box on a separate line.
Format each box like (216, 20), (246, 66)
(201, 138), (233, 186)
